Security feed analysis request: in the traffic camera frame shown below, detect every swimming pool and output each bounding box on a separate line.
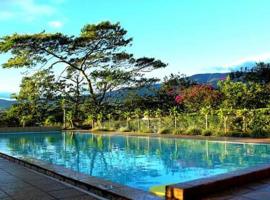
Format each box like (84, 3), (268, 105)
(0, 131), (270, 192)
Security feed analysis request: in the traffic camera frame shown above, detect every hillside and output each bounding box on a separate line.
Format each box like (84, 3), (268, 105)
(190, 73), (229, 87)
(0, 99), (15, 110)
(0, 72), (229, 109)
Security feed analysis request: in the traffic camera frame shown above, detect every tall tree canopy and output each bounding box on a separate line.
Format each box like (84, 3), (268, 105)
(10, 70), (61, 126)
(0, 21), (166, 115)
(230, 62), (270, 84)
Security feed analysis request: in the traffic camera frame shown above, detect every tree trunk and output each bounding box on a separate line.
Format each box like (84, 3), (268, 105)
(63, 108), (66, 129)
(224, 116), (228, 133)
(137, 118), (140, 131)
(205, 114), (208, 130)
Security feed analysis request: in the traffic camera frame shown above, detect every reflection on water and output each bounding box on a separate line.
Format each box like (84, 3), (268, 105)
(0, 131), (270, 191)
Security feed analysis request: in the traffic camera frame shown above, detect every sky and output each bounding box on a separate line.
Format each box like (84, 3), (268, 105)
(1, 0), (270, 92)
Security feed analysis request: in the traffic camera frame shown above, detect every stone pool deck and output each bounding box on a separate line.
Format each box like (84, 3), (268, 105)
(205, 179), (270, 200)
(0, 158), (103, 200)
(1, 157), (270, 200)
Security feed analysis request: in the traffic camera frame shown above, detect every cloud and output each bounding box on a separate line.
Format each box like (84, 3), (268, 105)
(223, 52), (270, 68)
(0, 0), (55, 22)
(205, 52), (270, 73)
(48, 20), (63, 28)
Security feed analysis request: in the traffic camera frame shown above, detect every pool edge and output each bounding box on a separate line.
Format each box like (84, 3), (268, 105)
(0, 152), (161, 200)
(166, 164), (270, 200)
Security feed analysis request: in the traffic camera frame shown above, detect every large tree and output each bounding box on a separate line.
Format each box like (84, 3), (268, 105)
(158, 73), (195, 111)
(176, 84), (221, 112)
(218, 77), (269, 109)
(11, 70), (61, 126)
(0, 21), (166, 115)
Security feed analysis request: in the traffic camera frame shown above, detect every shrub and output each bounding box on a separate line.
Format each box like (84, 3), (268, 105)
(186, 128), (202, 135)
(140, 127), (154, 133)
(173, 128), (185, 135)
(119, 127), (131, 132)
(225, 130), (244, 137)
(250, 129), (269, 138)
(158, 128), (172, 134)
(91, 127), (111, 132)
(202, 129), (213, 136)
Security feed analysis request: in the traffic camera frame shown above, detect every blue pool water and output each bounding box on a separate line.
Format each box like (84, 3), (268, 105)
(0, 131), (270, 192)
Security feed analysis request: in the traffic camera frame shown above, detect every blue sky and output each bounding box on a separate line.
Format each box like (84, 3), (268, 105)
(1, 0), (270, 92)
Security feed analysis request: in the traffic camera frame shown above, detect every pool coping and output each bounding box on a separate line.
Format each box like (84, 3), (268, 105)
(0, 152), (161, 200)
(72, 129), (270, 145)
(166, 164), (270, 200)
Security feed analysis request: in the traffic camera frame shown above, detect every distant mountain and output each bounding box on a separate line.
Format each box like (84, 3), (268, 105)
(0, 72), (239, 109)
(0, 92), (12, 100)
(189, 73), (229, 87)
(0, 99), (15, 110)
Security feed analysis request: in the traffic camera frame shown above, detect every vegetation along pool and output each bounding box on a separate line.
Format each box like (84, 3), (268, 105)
(0, 132), (270, 193)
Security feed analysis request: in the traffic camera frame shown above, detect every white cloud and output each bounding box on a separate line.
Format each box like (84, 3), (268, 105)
(203, 52), (270, 73)
(48, 20), (63, 28)
(0, 0), (55, 22)
(224, 52), (270, 68)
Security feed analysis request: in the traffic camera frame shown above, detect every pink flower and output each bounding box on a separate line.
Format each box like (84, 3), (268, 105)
(175, 95), (183, 103)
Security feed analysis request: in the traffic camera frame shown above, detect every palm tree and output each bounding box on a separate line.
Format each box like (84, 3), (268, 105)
(236, 109), (249, 132)
(60, 99), (66, 129)
(107, 113), (112, 129)
(144, 110), (151, 129)
(170, 107), (178, 129)
(123, 111), (131, 128)
(134, 108), (142, 131)
(87, 114), (95, 129)
(66, 111), (74, 129)
(200, 106), (211, 130)
(218, 108), (232, 133)
(97, 112), (103, 128)
(154, 109), (162, 131)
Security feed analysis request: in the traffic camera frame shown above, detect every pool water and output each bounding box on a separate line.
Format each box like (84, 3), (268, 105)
(0, 131), (270, 192)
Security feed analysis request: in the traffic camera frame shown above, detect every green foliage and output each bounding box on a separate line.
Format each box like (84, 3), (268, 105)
(119, 127), (131, 132)
(0, 23), (269, 138)
(158, 128), (172, 134)
(202, 129), (213, 136)
(186, 128), (202, 135)
(250, 129), (269, 138)
(0, 21), (166, 117)
(176, 85), (221, 112)
(140, 127), (154, 133)
(230, 62), (270, 84)
(224, 130), (245, 137)
(218, 77), (269, 109)
(173, 128), (185, 135)
(44, 116), (57, 126)
(92, 127), (112, 132)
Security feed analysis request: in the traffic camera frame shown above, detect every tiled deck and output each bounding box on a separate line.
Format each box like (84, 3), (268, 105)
(0, 158), (104, 200)
(204, 179), (270, 200)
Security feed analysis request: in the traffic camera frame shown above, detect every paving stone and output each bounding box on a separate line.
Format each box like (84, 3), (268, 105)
(0, 190), (9, 198)
(35, 181), (70, 192)
(12, 194), (56, 200)
(204, 179), (270, 200)
(242, 191), (270, 200)
(60, 194), (102, 200)
(0, 158), (100, 200)
(50, 188), (87, 199)
(228, 196), (252, 200)
(0, 182), (33, 192)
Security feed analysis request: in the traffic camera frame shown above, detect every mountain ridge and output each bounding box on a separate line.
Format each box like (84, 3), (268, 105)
(0, 72), (229, 109)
